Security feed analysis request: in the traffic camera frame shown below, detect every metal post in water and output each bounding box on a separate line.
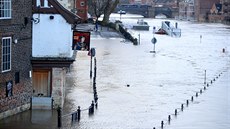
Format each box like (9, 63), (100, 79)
(138, 33), (140, 45)
(94, 57), (97, 78)
(161, 121), (164, 128)
(168, 115), (171, 123)
(90, 53), (93, 78)
(175, 109), (177, 116)
(181, 104), (184, 111)
(200, 35), (202, 43)
(77, 106), (81, 121)
(57, 106), (62, 127)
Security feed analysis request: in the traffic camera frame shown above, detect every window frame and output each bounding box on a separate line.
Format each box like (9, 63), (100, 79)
(0, 0), (12, 19)
(1, 37), (12, 73)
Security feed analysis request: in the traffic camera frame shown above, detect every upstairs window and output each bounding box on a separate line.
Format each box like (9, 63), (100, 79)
(80, 1), (85, 6)
(0, 0), (11, 19)
(1, 37), (11, 72)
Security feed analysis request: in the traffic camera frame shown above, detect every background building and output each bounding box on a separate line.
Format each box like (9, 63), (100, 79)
(0, 0), (32, 119)
(179, 0), (195, 21)
(194, 0), (220, 22)
(75, 0), (88, 21)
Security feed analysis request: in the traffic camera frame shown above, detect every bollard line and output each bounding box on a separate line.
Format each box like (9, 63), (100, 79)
(152, 71), (224, 129)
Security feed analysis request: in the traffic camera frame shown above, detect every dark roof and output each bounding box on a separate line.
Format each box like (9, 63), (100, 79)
(31, 57), (75, 68)
(32, 0), (82, 24)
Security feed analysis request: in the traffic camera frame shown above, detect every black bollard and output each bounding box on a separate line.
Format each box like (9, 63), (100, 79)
(175, 109), (177, 116)
(191, 96), (194, 101)
(207, 83), (209, 87)
(168, 115), (171, 122)
(211, 80), (213, 84)
(95, 102), (98, 109)
(213, 78), (215, 81)
(181, 104), (184, 111)
(57, 106), (62, 127)
(223, 48), (226, 53)
(94, 95), (98, 103)
(186, 100), (189, 106)
(153, 127), (156, 129)
(94, 67), (97, 78)
(91, 101), (94, 113)
(89, 106), (92, 114)
(204, 86), (206, 90)
(196, 92), (198, 97)
(161, 121), (164, 128)
(200, 89), (202, 94)
(77, 106), (81, 121)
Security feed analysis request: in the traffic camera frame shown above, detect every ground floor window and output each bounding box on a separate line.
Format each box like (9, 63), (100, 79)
(1, 37), (11, 72)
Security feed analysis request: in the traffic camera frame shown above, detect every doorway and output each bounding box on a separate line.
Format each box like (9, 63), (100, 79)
(32, 70), (51, 97)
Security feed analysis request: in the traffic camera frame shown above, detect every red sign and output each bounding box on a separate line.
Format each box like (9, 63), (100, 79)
(72, 31), (90, 51)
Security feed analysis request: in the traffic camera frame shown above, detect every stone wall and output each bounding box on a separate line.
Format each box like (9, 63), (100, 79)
(0, 0), (32, 119)
(51, 68), (66, 108)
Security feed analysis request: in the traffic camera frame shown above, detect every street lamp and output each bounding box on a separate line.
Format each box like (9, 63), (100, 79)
(90, 48), (96, 78)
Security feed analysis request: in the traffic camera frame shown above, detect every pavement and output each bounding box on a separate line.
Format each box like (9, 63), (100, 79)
(76, 23), (123, 38)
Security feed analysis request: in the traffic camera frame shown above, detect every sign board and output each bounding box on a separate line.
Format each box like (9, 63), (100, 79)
(151, 37), (157, 44)
(72, 31), (90, 51)
(6, 80), (13, 97)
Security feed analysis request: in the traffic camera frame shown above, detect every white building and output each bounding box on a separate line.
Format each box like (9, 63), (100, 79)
(31, 0), (82, 109)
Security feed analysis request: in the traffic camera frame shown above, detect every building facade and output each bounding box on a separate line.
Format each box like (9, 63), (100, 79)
(76, 0), (88, 21)
(179, 0), (195, 20)
(208, 0), (230, 24)
(222, 0), (230, 24)
(31, 0), (81, 109)
(194, 0), (220, 22)
(129, 0), (153, 5)
(0, 0), (32, 119)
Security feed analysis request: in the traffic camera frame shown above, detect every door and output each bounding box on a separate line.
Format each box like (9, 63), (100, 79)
(32, 71), (50, 97)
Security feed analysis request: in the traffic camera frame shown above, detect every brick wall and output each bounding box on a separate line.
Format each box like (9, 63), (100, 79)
(195, 0), (220, 21)
(0, 0), (32, 119)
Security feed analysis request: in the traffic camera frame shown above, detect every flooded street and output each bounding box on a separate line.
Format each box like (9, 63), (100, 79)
(0, 15), (229, 129)
(62, 16), (230, 129)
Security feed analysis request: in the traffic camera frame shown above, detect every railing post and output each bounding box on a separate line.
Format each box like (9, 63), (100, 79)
(77, 106), (81, 121)
(57, 106), (62, 127)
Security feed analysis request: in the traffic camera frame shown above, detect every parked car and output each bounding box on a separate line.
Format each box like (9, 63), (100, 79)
(117, 10), (126, 14)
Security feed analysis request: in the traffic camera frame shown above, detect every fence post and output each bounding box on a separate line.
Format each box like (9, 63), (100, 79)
(57, 106), (62, 127)
(161, 121), (164, 128)
(77, 106), (81, 121)
(91, 101), (94, 114)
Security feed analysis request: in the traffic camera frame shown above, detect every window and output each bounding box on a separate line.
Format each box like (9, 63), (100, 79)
(80, 1), (85, 6)
(1, 37), (11, 72)
(0, 0), (11, 19)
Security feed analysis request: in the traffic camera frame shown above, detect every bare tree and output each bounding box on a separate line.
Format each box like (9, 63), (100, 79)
(102, 0), (119, 24)
(90, 0), (106, 21)
(89, 0), (120, 25)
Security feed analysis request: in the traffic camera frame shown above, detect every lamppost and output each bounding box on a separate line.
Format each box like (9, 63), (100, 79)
(119, 10), (122, 21)
(90, 48), (96, 78)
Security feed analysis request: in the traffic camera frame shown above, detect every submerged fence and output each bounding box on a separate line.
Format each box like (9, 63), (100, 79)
(152, 70), (227, 129)
(57, 57), (99, 128)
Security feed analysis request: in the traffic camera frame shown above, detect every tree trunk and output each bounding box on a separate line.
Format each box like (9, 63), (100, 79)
(102, 0), (119, 25)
